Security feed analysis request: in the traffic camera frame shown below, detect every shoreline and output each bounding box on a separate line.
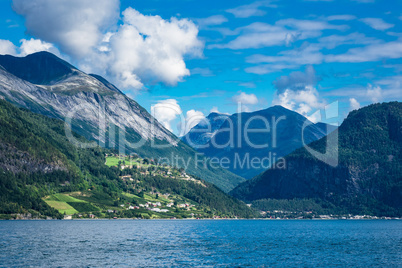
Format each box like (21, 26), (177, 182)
(1, 217), (400, 221)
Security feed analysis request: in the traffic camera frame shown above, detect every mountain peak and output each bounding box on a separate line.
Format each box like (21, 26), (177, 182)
(260, 105), (300, 116)
(0, 51), (77, 85)
(207, 112), (229, 119)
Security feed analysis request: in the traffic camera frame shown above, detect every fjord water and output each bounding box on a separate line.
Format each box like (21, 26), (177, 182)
(0, 220), (400, 267)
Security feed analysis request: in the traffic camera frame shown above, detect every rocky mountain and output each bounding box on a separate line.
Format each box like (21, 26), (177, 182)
(185, 105), (336, 179)
(0, 52), (244, 192)
(230, 102), (402, 216)
(0, 52), (175, 144)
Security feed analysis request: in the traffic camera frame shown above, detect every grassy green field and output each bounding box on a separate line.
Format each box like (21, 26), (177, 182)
(46, 193), (86, 203)
(44, 200), (79, 215)
(105, 156), (163, 169)
(105, 157), (142, 167)
(105, 156), (127, 167)
(122, 192), (171, 203)
(44, 193), (98, 215)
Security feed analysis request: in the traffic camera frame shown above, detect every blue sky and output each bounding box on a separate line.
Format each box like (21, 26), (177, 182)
(0, 0), (401, 135)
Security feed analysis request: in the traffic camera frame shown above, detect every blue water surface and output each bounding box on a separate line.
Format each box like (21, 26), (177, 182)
(0, 220), (401, 267)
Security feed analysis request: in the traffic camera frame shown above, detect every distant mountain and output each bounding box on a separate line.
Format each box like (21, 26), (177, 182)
(231, 102), (402, 216)
(0, 99), (254, 219)
(185, 105), (336, 179)
(181, 112), (229, 147)
(0, 52), (244, 192)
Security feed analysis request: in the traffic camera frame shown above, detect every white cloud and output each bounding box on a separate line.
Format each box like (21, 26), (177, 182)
(226, 1), (275, 18)
(273, 65), (319, 93)
(349, 98), (360, 110)
(210, 106), (230, 115)
(366, 84), (382, 103)
(239, 82), (257, 88)
(247, 44), (324, 67)
(318, 32), (379, 49)
(360, 18), (394, 31)
(182, 110), (206, 134)
(209, 23), (291, 49)
(19, 38), (60, 56)
(5, 19), (19, 28)
(151, 99), (182, 132)
(12, 0), (120, 57)
(151, 100), (208, 135)
(272, 66), (325, 120)
(245, 63), (298, 75)
(232, 91), (258, 105)
(326, 15), (357, 21)
(209, 18), (346, 50)
(276, 18), (348, 31)
(232, 91), (259, 113)
(191, 67), (214, 77)
(218, 32), (287, 49)
(196, 15), (228, 28)
(326, 40), (402, 63)
(12, 1), (204, 91)
(376, 75), (402, 90)
(273, 86), (324, 119)
(245, 33), (381, 72)
(89, 8), (203, 90)
(324, 83), (401, 102)
(0, 38), (61, 57)
(210, 106), (220, 113)
(0, 40), (17, 55)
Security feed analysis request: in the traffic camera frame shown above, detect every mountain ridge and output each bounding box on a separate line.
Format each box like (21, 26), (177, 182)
(184, 104), (336, 179)
(0, 51), (77, 85)
(0, 51), (244, 192)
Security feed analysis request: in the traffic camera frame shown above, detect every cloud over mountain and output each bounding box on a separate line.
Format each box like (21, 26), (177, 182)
(272, 66), (325, 121)
(151, 99), (183, 132)
(11, 0), (204, 91)
(12, 0), (120, 57)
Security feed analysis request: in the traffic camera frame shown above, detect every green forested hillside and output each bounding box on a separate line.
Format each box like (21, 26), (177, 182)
(231, 102), (402, 217)
(0, 100), (255, 219)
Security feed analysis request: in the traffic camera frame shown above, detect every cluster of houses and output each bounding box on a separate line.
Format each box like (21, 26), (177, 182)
(107, 154), (207, 187)
(105, 153), (139, 158)
(150, 208), (169, 213)
(107, 200), (196, 214)
(119, 169), (206, 187)
(137, 201), (195, 211)
(177, 203), (194, 209)
(259, 209), (397, 219)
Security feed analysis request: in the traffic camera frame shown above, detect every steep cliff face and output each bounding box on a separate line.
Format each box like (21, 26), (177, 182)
(0, 52), (244, 192)
(231, 102), (402, 215)
(0, 52), (176, 145)
(0, 142), (68, 174)
(185, 105), (336, 179)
